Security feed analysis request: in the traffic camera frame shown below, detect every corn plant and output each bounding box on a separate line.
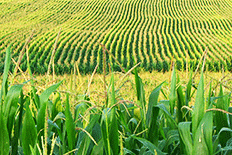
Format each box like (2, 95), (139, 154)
(0, 47), (232, 155)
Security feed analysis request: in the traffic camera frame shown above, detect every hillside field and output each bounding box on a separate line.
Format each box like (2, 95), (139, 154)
(0, 0), (232, 74)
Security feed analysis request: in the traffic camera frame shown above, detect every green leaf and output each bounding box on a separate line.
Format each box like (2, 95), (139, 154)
(147, 106), (160, 145)
(193, 110), (213, 155)
(0, 46), (11, 104)
(117, 110), (131, 133)
(53, 112), (65, 122)
(107, 73), (119, 154)
(123, 148), (136, 155)
(76, 115), (100, 154)
(12, 91), (25, 155)
(135, 68), (141, 102)
(206, 82), (212, 110)
(132, 136), (167, 155)
(192, 124), (208, 155)
(36, 100), (47, 141)
(176, 75), (185, 123)
(65, 93), (76, 152)
(37, 81), (62, 146)
(165, 130), (179, 147)
(101, 109), (110, 155)
(156, 104), (178, 129)
(192, 72), (204, 138)
(109, 72), (116, 108)
(0, 111), (9, 155)
(87, 122), (102, 155)
(109, 109), (119, 155)
(215, 85), (230, 147)
(185, 71), (193, 106)
(22, 100), (37, 155)
(204, 105), (213, 155)
(51, 92), (62, 120)
(169, 66), (176, 115)
(40, 81), (62, 105)
(146, 82), (164, 126)
(91, 139), (104, 155)
(228, 107), (232, 129)
(178, 122), (192, 155)
(3, 84), (23, 139)
(134, 68), (146, 124)
(214, 128), (232, 153)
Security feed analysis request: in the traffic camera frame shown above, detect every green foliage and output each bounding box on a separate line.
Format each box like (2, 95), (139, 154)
(0, 47), (232, 155)
(22, 100), (37, 155)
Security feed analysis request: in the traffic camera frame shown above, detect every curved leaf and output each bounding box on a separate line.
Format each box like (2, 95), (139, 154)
(156, 104), (177, 129)
(132, 136), (167, 155)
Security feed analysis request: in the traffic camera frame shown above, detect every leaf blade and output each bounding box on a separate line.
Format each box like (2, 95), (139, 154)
(192, 72), (204, 138)
(22, 100), (37, 155)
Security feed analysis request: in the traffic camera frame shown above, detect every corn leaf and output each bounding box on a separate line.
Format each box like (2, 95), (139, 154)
(132, 136), (167, 155)
(213, 128), (232, 153)
(185, 71), (192, 106)
(146, 82), (164, 126)
(123, 148), (136, 155)
(12, 91), (25, 155)
(176, 75), (185, 123)
(134, 68), (146, 124)
(203, 110), (213, 154)
(0, 111), (9, 155)
(178, 122), (192, 155)
(165, 130), (179, 147)
(192, 72), (204, 138)
(3, 84), (23, 139)
(228, 107), (232, 129)
(36, 100), (47, 140)
(22, 100), (37, 155)
(109, 109), (119, 155)
(91, 139), (104, 155)
(215, 85), (230, 147)
(169, 66), (176, 115)
(134, 68), (141, 102)
(76, 115), (100, 153)
(65, 93), (76, 152)
(193, 110), (213, 155)
(192, 123), (208, 155)
(51, 92), (62, 120)
(101, 108), (111, 155)
(37, 81), (62, 146)
(0, 46), (11, 104)
(87, 122), (102, 155)
(40, 81), (62, 105)
(156, 104), (177, 129)
(109, 73), (119, 154)
(147, 106), (160, 145)
(109, 71), (116, 108)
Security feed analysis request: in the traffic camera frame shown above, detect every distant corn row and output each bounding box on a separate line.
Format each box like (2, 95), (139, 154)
(0, 0), (232, 74)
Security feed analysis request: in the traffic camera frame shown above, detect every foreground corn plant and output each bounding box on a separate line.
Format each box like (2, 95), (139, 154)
(0, 47), (232, 155)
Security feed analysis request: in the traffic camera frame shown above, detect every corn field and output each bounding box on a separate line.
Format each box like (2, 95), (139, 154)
(0, 0), (232, 74)
(1, 45), (232, 155)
